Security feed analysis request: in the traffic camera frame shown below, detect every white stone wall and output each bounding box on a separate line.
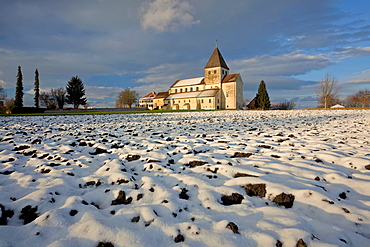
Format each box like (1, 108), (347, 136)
(235, 76), (244, 109)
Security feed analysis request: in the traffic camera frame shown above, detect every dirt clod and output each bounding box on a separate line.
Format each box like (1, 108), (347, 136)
(221, 193), (244, 206)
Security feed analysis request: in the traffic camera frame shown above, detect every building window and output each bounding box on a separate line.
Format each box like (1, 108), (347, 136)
(214, 70), (216, 74)
(185, 88), (188, 92)
(196, 87), (199, 91)
(209, 99), (211, 103)
(180, 88), (182, 93)
(175, 89), (177, 93)
(190, 87), (193, 92)
(201, 99), (204, 103)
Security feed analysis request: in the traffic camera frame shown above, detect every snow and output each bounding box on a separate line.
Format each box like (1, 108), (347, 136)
(331, 104), (345, 108)
(0, 110), (370, 247)
(198, 89), (219, 97)
(172, 77), (204, 87)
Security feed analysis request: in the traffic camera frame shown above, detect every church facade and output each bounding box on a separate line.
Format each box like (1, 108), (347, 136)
(153, 47), (243, 110)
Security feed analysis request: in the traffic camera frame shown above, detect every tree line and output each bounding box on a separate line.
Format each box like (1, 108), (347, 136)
(0, 66), (87, 113)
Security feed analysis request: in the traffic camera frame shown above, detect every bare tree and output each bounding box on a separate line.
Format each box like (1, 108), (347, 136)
(345, 89), (370, 108)
(276, 101), (296, 110)
(357, 89), (370, 108)
(116, 88), (139, 108)
(5, 98), (15, 113)
(51, 87), (66, 109)
(315, 73), (341, 108)
(0, 86), (7, 102)
(345, 94), (360, 108)
(0, 86), (7, 112)
(40, 92), (56, 109)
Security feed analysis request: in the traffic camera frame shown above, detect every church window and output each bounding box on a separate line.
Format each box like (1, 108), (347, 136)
(214, 70), (216, 74)
(196, 87), (199, 91)
(218, 99), (220, 103)
(208, 71), (211, 75)
(185, 88), (188, 92)
(190, 87), (193, 92)
(180, 88), (183, 93)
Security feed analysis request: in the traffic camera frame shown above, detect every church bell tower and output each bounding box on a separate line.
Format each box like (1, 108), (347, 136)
(204, 47), (229, 86)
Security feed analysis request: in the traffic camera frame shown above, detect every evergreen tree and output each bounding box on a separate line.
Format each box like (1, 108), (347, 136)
(65, 76), (87, 109)
(14, 66), (24, 108)
(255, 80), (270, 110)
(34, 68), (40, 108)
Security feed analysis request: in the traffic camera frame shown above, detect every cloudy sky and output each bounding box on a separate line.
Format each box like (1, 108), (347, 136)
(1, 0), (370, 108)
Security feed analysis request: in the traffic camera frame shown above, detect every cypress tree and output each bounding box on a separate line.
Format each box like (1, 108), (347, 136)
(34, 68), (40, 108)
(65, 76), (87, 109)
(255, 80), (270, 110)
(14, 66), (24, 108)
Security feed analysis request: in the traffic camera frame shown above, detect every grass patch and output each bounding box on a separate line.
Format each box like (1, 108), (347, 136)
(0, 109), (213, 117)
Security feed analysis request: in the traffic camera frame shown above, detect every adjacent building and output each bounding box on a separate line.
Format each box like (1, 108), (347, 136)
(138, 91), (156, 110)
(152, 47), (244, 110)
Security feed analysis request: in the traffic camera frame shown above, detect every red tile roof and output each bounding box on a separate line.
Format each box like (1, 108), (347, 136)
(222, 73), (240, 83)
(141, 91), (156, 98)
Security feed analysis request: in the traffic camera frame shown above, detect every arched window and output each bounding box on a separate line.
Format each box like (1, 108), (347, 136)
(185, 88), (188, 92)
(180, 88), (183, 93)
(175, 89), (177, 93)
(196, 87), (199, 91)
(190, 87), (193, 92)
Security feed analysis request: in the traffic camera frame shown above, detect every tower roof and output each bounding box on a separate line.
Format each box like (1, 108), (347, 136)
(204, 47), (229, 70)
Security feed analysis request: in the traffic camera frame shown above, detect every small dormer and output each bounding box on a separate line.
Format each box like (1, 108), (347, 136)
(204, 47), (229, 85)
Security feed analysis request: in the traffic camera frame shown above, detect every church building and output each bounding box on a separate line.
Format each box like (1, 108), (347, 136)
(153, 47), (243, 110)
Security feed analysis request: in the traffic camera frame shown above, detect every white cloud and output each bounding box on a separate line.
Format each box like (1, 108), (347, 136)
(0, 79), (11, 88)
(230, 51), (335, 77)
(85, 85), (122, 99)
(141, 0), (200, 32)
(342, 69), (370, 85)
(330, 46), (370, 59)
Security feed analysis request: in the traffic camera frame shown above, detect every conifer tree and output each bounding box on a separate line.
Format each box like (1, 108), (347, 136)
(14, 66), (24, 108)
(34, 68), (40, 108)
(65, 76), (87, 109)
(255, 80), (270, 110)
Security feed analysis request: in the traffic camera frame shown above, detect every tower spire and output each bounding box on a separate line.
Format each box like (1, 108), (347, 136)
(204, 46), (229, 70)
(216, 39), (218, 48)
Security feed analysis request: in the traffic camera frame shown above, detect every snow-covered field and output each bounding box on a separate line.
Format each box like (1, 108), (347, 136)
(1, 110), (370, 247)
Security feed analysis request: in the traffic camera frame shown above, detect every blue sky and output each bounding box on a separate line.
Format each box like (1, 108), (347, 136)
(1, 0), (369, 108)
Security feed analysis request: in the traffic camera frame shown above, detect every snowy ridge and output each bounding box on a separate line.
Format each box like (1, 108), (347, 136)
(0, 110), (370, 247)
